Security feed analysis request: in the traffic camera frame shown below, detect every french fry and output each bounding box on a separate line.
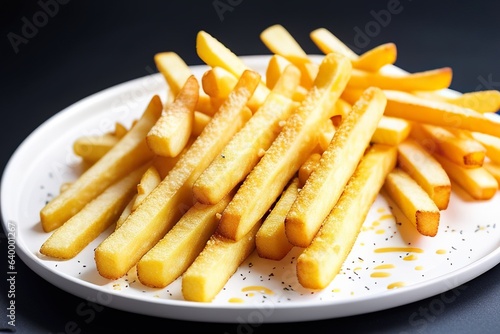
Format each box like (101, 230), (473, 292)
(383, 90), (500, 137)
(40, 95), (163, 232)
(192, 64), (301, 205)
(73, 134), (119, 164)
(202, 66), (238, 99)
(352, 43), (397, 72)
(255, 177), (299, 261)
(196, 30), (269, 111)
(397, 138), (451, 210)
(285, 86), (386, 248)
(260, 24), (317, 88)
(297, 144), (397, 289)
(415, 90), (500, 114)
(265, 54), (308, 102)
(40, 164), (149, 259)
(217, 52), (352, 241)
(94, 70), (258, 279)
(132, 166), (161, 211)
(310, 27), (359, 61)
(483, 161), (500, 184)
(410, 123), (486, 168)
(347, 67), (452, 91)
(432, 153), (498, 200)
(137, 192), (233, 288)
(298, 152), (321, 187)
(146, 75), (198, 157)
(154, 51), (212, 112)
(114, 195), (136, 230)
(192, 111), (211, 137)
(181, 221), (261, 302)
(470, 131), (500, 165)
(317, 118), (336, 152)
(383, 168), (441, 237)
(371, 115), (412, 146)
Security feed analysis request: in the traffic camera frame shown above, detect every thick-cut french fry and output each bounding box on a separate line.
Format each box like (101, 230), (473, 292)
(196, 30), (269, 111)
(114, 195), (136, 230)
(310, 28), (359, 61)
(147, 75), (198, 157)
(297, 144), (397, 289)
(40, 95), (163, 232)
(40, 164), (149, 259)
(285, 87), (386, 248)
(371, 115), (412, 146)
(137, 192), (233, 288)
(255, 177), (299, 261)
(317, 118), (336, 152)
(410, 123), (486, 168)
(155, 51), (212, 111)
(73, 134), (119, 164)
(352, 43), (397, 72)
(383, 90), (500, 137)
(347, 67), (452, 91)
(265, 54), (308, 102)
(383, 168), (441, 237)
(470, 131), (500, 165)
(416, 90), (500, 114)
(260, 24), (316, 88)
(182, 221), (261, 302)
(94, 70), (259, 279)
(298, 152), (321, 187)
(397, 138), (451, 210)
(192, 111), (211, 137)
(432, 153), (498, 200)
(217, 52), (352, 241)
(483, 161), (500, 184)
(202, 66), (238, 98)
(192, 64), (301, 205)
(132, 166), (161, 211)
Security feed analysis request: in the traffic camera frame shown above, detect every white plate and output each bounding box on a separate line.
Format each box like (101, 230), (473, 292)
(2, 55), (500, 324)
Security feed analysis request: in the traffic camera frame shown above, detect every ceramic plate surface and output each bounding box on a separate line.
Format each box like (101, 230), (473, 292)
(2, 55), (499, 323)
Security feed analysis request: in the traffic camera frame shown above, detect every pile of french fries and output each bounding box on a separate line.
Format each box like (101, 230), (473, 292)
(39, 24), (500, 301)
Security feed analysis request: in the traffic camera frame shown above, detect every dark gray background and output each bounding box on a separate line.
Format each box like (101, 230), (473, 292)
(1, 0), (499, 333)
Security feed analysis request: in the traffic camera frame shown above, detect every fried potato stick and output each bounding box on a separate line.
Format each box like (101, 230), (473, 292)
(94, 70), (259, 279)
(285, 86), (386, 248)
(40, 95), (163, 232)
(217, 52), (352, 241)
(297, 144), (397, 289)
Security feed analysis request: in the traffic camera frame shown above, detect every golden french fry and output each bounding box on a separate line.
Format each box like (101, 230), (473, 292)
(40, 95), (162, 232)
(217, 52), (352, 241)
(181, 222), (261, 303)
(192, 111), (211, 137)
(192, 64), (301, 205)
(137, 192), (233, 288)
(317, 118), (336, 152)
(298, 152), (321, 187)
(297, 144), (397, 289)
(147, 75), (198, 157)
(310, 27), (359, 61)
(285, 86), (386, 248)
(483, 161), (500, 184)
(397, 138), (451, 210)
(371, 115), (412, 146)
(260, 24), (317, 88)
(196, 30), (269, 111)
(416, 90), (500, 114)
(40, 164), (149, 259)
(347, 67), (452, 91)
(132, 166), (161, 211)
(73, 134), (119, 164)
(432, 153), (498, 200)
(202, 66), (238, 98)
(94, 70), (259, 280)
(470, 131), (500, 165)
(114, 195), (136, 230)
(383, 168), (441, 237)
(255, 177), (299, 261)
(352, 43), (397, 72)
(383, 90), (500, 137)
(410, 123), (486, 168)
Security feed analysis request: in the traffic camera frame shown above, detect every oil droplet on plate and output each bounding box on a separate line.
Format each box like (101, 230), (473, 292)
(387, 281), (405, 289)
(374, 264), (395, 270)
(371, 271), (391, 278)
(375, 229), (385, 234)
(403, 254), (418, 261)
(229, 297), (244, 303)
(375, 247), (424, 253)
(436, 249), (447, 254)
(415, 265), (424, 270)
(379, 214), (394, 220)
(242, 285), (274, 295)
